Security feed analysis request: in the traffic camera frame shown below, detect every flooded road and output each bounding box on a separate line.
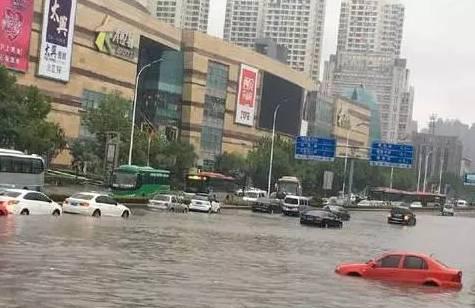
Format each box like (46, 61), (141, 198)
(0, 210), (474, 307)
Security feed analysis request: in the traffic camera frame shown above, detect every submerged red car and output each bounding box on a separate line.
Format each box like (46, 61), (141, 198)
(0, 201), (8, 216)
(335, 252), (462, 289)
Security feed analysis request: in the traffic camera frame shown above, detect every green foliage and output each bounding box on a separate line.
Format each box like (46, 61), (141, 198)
(0, 66), (66, 158)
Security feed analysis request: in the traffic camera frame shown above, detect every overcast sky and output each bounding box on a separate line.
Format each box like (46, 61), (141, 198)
(208, 0), (475, 129)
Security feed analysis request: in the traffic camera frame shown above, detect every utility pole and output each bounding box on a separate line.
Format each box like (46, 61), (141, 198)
(416, 147), (423, 192)
(267, 105), (281, 197)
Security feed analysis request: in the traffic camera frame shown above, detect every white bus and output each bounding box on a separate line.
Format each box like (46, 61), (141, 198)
(0, 149), (45, 191)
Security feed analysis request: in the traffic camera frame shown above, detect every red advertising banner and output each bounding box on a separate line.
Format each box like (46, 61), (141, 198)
(235, 65), (259, 126)
(0, 0), (34, 72)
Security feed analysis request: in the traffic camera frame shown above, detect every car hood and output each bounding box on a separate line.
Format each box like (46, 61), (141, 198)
(335, 263), (369, 274)
(117, 204), (130, 211)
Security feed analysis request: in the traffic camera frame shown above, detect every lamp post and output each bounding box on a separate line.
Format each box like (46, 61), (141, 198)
(342, 122), (366, 198)
(416, 147), (423, 192)
(267, 104), (281, 197)
(423, 149), (433, 193)
(128, 58), (163, 166)
(438, 152), (445, 195)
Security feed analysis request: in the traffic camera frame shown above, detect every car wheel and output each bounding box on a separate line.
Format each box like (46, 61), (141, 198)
(121, 211), (129, 219)
(423, 280), (439, 287)
(92, 210), (101, 218)
(412, 218), (417, 226)
(52, 209), (61, 217)
(339, 222), (343, 229)
(270, 208), (274, 215)
(20, 209), (29, 216)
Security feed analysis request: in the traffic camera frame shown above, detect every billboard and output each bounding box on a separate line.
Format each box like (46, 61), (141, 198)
(258, 72), (303, 136)
(38, 0), (77, 81)
(0, 0), (34, 72)
(464, 173), (475, 186)
(235, 64), (258, 126)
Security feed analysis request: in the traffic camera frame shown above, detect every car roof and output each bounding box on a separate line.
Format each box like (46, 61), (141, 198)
(70, 192), (104, 198)
(4, 189), (39, 194)
(379, 251), (432, 259)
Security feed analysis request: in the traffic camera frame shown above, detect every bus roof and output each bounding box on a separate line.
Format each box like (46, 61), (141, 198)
(0, 149), (44, 161)
(116, 165), (170, 174)
(187, 171), (235, 181)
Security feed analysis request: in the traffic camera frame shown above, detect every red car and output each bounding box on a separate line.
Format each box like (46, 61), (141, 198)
(335, 252), (462, 288)
(0, 201), (8, 216)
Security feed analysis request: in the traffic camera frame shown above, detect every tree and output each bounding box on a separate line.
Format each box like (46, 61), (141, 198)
(0, 66), (66, 158)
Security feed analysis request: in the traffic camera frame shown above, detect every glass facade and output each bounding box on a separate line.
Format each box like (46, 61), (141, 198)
(345, 86), (381, 142)
(79, 89), (106, 137)
(308, 93), (333, 138)
(200, 61), (229, 170)
(137, 37), (184, 140)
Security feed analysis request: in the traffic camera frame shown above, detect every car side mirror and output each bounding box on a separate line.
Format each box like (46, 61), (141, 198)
(367, 260), (376, 268)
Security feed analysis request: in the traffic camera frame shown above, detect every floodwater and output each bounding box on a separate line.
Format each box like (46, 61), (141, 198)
(0, 209), (474, 307)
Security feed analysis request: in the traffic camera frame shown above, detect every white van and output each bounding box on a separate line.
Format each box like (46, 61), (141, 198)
(456, 200), (468, 207)
(282, 196), (310, 216)
(243, 190), (267, 203)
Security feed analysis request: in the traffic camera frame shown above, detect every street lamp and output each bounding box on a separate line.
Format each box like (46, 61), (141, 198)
(267, 104), (281, 197)
(342, 122), (367, 197)
(423, 149), (433, 193)
(128, 58), (163, 166)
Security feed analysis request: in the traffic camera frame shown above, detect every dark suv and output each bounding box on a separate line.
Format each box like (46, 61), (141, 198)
(388, 206), (416, 226)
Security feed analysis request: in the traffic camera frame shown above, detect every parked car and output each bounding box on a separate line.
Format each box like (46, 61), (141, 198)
(282, 195), (310, 216)
(357, 200), (387, 207)
(323, 205), (351, 221)
(242, 190), (267, 203)
(456, 200), (468, 208)
(300, 210), (343, 228)
(441, 204), (455, 216)
(251, 197), (282, 214)
(63, 192), (131, 218)
(387, 206), (416, 226)
(335, 252), (462, 288)
(410, 201), (423, 209)
(189, 194), (220, 213)
(148, 194), (187, 212)
(0, 189), (62, 216)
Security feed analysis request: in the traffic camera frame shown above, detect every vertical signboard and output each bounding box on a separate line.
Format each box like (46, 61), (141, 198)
(0, 0), (34, 72)
(38, 0), (77, 81)
(235, 64), (258, 126)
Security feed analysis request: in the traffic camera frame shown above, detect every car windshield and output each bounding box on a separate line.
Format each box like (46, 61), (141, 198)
(152, 195), (171, 201)
(192, 195), (209, 201)
(245, 192), (259, 198)
(70, 193), (95, 200)
(285, 198), (299, 205)
(2, 191), (21, 198)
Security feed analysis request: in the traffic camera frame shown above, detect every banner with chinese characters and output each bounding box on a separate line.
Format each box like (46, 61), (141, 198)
(37, 0), (77, 81)
(0, 0), (34, 72)
(235, 64), (258, 126)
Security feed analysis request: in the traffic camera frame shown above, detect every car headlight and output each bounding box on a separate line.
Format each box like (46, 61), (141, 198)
(387, 214), (391, 218)
(404, 215), (409, 220)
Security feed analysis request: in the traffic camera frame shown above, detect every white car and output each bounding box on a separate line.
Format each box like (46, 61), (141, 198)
(456, 200), (468, 208)
(243, 190), (267, 203)
(63, 192), (131, 218)
(189, 194), (220, 213)
(356, 200), (387, 207)
(0, 189), (62, 216)
(410, 201), (423, 208)
(148, 194), (188, 212)
(282, 195), (309, 216)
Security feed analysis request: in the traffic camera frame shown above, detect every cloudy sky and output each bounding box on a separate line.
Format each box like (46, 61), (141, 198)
(208, 0), (475, 129)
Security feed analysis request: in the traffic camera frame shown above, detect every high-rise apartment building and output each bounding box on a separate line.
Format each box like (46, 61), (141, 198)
(223, 0), (326, 81)
(322, 0), (414, 142)
(148, 0), (210, 33)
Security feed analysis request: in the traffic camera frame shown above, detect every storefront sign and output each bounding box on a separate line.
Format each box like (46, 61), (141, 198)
(38, 0), (77, 81)
(235, 64), (258, 126)
(0, 0), (34, 72)
(95, 29), (138, 61)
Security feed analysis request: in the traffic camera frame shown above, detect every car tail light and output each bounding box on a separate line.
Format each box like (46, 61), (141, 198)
(80, 202), (89, 207)
(452, 271), (462, 282)
(8, 200), (19, 205)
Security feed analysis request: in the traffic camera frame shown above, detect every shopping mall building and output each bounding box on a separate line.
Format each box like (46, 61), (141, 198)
(6, 0), (316, 168)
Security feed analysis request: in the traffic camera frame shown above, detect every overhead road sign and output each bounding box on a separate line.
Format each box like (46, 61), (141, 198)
(370, 142), (414, 169)
(295, 137), (336, 162)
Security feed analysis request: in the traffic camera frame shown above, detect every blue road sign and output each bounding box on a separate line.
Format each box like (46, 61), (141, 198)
(295, 136), (336, 162)
(369, 142), (414, 169)
(464, 173), (475, 186)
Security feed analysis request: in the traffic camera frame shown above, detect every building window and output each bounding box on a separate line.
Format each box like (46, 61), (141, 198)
(200, 61), (229, 170)
(80, 90), (106, 137)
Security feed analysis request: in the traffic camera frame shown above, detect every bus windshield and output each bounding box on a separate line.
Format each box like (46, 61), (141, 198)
(0, 151), (45, 190)
(279, 182), (299, 195)
(112, 172), (137, 189)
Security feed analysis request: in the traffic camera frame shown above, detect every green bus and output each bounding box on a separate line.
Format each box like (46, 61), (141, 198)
(111, 165), (170, 198)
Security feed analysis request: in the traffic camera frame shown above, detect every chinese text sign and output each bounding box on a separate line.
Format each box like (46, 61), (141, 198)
(235, 65), (258, 126)
(0, 0), (34, 72)
(38, 0), (77, 81)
